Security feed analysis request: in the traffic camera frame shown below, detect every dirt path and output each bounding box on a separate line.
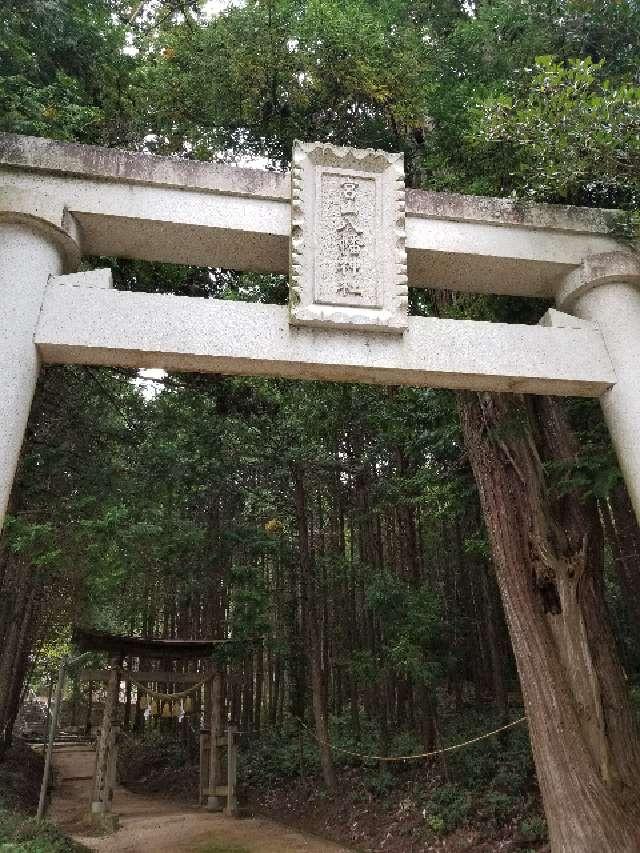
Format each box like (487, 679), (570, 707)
(49, 744), (351, 853)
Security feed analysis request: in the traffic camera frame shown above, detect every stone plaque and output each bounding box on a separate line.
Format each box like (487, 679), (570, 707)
(289, 141), (408, 333)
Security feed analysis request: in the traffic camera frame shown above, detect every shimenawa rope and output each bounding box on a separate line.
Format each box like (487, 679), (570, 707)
(298, 715), (527, 762)
(126, 673), (213, 702)
(125, 668), (527, 757)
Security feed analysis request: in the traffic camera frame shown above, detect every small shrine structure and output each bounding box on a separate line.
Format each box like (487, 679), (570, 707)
(73, 629), (239, 823)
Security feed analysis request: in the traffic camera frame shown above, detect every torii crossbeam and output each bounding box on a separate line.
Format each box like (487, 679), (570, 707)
(1, 133), (639, 526)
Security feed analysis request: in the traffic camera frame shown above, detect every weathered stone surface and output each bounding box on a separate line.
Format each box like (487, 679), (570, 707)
(50, 268), (113, 289)
(0, 132), (290, 200)
(35, 283), (614, 397)
(0, 187), (80, 270)
(0, 133), (617, 234)
(289, 141), (407, 332)
(538, 308), (596, 329)
(557, 254), (640, 520)
(1, 174), (290, 274)
(0, 223), (69, 526)
(556, 251), (640, 309)
(404, 188), (616, 234)
(0, 133), (625, 297)
(2, 132), (640, 538)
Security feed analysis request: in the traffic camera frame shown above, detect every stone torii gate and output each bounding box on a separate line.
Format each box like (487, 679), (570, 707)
(0, 133), (639, 531)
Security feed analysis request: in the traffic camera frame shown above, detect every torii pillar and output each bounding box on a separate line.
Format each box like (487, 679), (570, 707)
(556, 253), (640, 520)
(90, 660), (120, 825)
(0, 189), (79, 519)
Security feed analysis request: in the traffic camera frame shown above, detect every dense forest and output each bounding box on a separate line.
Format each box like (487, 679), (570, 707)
(1, 1), (640, 851)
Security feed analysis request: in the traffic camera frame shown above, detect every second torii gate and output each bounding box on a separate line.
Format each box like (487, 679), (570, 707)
(0, 132), (638, 531)
(72, 629), (234, 820)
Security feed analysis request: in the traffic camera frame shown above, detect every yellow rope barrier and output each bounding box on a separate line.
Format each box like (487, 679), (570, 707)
(126, 673), (213, 702)
(299, 715), (527, 763)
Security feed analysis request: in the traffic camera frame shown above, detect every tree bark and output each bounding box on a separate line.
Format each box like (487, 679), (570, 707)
(479, 564), (508, 719)
(608, 481), (640, 634)
(459, 390), (640, 852)
(291, 463), (337, 792)
(254, 640), (263, 735)
(0, 547), (40, 757)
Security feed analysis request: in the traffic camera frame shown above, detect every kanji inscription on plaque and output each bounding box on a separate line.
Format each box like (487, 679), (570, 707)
(289, 141), (408, 333)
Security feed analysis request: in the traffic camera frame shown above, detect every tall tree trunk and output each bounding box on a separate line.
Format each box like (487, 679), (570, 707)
(479, 564), (508, 719)
(0, 553), (40, 758)
(254, 642), (263, 736)
(241, 654), (254, 735)
(84, 681), (94, 738)
(459, 390), (640, 852)
(292, 463), (337, 792)
(416, 683), (437, 753)
(606, 482), (640, 635)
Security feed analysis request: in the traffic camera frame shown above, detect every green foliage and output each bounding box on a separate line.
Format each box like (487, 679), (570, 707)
(120, 728), (198, 777)
(366, 570), (442, 684)
(447, 710), (535, 792)
(544, 449), (621, 501)
(3, 518), (61, 575)
(425, 813), (445, 834)
(0, 809), (87, 853)
(520, 814), (548, 843)
(135, 0), (431, 165)
(0, 73), (101, 139)
(470, 55), (640, 207)
(629, 686), (640, 724)
(423, 784), (472, 834)
(239, 724), (314, 785)
(479, 789), (518, 826)
(0, 1), (137, 144)
(361, 766), (396, 797)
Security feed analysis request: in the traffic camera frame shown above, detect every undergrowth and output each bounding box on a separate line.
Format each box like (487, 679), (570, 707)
(0, 739), (88, 853)
(119, 706), (548, 850)
(239, 707), (548, 849)
(0, 809), (88, 853)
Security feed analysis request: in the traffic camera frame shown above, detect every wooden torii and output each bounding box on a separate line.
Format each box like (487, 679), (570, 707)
(73, 629), (238, 822)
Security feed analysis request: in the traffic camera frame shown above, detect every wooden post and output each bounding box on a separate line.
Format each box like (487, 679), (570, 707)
(37, 656), (66, 821)
(90, 661), (119, 815)
(84, 680), (93, 737)
(107, 724), (120, 806)
(206, 671), (223, 812)
(44, 675), (54, 742)
(225, 726), (238, 817)
(199, 730), (209, 806)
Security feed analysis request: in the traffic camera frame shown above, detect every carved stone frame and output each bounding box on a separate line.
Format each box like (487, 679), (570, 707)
(289, 141), (408, 333)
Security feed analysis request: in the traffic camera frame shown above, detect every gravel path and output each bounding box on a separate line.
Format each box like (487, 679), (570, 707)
(49, 744), (350, 853)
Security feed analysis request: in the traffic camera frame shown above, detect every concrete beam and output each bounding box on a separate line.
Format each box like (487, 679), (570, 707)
(0, 133), (623, 297)
(35, 283), (615, 397)
(1, 173), (290, 275)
